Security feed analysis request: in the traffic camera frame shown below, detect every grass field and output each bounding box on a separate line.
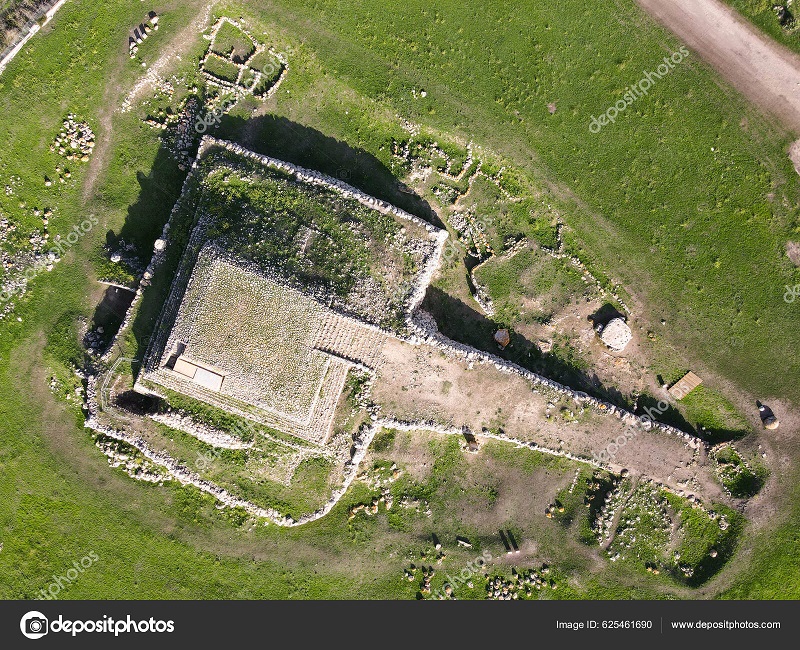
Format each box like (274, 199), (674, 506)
(473, 245), (599, 326)
(726, 1), (800, 54)
(202, 53), (240, 84)
(209, 20), (254, 62)
(0, 0), (799, 600)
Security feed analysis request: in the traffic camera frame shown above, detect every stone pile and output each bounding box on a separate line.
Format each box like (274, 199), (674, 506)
(487, 567), (555, 600)
(83, 326), (106, 355)
(95, 435), (170, 484)
(0, 216), (55, 320)
(148, 411), (253, 450)
(593, 477), (630, 544)
(598, 317), (632, 351)
(166, 96), (201, 169)
(50, 116), (94, 162)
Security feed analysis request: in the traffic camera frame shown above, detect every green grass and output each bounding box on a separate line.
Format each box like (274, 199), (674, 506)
(145, 422), (336, 519)
(607, 485), (672, 569)
(202, 54), (241, 83)
(551, 467), (603, 539)
(157, 389), (253, 440)
(1, 0), (799, 600)
(239, 67), (255, 88)
(210, 20), (255, 62)
(666, 496), (743, 587)
(678, 385), (752, 443)
(44, 310), (85, 368)
(714, 445), (766, 498)
(473, 245), (597, 326)
(248, 50), (283, 77)
(722, 491), (800, 598)
(607, 486), (742, 587)
(252, 65), (284, 96)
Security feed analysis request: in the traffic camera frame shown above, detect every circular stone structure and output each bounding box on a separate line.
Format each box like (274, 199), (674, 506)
(599, 318), (632, 351)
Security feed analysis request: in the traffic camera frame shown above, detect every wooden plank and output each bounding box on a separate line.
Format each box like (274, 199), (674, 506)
(668, 371), (702, 399)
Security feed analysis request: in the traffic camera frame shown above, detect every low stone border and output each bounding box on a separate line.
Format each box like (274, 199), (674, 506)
(0, 0), (68, 76)
(405, 309), (707, 454)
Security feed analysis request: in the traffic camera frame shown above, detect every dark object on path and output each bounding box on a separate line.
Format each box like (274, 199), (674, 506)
(756, 401), (779, 430)
(498, 530), (511, 554)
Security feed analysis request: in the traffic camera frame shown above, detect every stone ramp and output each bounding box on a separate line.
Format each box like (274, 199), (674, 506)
(312, 310), (389, 370)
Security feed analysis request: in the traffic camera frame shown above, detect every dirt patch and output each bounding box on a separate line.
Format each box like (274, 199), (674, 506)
(371, 338), (726, 503)
(786, 240), (800, 267)
(636, 0), (800, 134)
(513, 294), (656, 402)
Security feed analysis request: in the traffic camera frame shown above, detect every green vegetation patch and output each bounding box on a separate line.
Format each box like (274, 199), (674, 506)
(714, 444), (766, 498)
(678, 385), (752, 443)
(210, 20), (255, 62)
(202, 54), (241, 84)
(473, 244), (598, 326)
(144, 419), (336, 520)
(666, 495), (743, 587)
(248, 50), (283, 77)
(44, 309), (84, 368)
(551, 467), (605, 540)
(607, 484), (742, 586)
(607, 484), (671, 569)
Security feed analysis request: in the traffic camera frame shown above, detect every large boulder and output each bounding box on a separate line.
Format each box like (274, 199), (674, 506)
(599, 318), (632, 351)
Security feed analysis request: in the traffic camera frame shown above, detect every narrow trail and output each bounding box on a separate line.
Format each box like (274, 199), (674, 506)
(83, 2), (216, 201)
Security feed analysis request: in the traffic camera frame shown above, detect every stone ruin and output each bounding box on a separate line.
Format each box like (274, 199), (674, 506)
(128, 11), (159, 58)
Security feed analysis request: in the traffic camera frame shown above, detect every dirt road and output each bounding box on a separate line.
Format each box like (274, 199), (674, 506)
(636, 0), (800, 133)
